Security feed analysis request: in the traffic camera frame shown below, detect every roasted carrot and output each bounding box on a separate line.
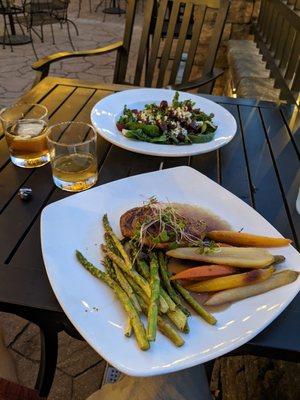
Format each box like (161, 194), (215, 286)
(186, 266), (275, 293)
(170, 265), (238, 281)
(204, 270), (298, 306)
(207, 231), (292, 247)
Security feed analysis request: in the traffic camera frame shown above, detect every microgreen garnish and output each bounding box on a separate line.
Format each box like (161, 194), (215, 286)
(129, 197), (209, 257)
(198, 240), (220, 255)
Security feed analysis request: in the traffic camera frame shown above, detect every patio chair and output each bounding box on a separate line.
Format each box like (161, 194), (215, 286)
(94, 0), (126, 22)
(17, 0), (79, 57)
(0, 0), (26, 51)
(32, 0), (229, 93)
(77, 0), (92, 18)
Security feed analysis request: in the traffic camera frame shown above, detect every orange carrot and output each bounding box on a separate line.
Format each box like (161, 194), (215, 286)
(170, 265), (238, 281)
(207, 231), (292, 247)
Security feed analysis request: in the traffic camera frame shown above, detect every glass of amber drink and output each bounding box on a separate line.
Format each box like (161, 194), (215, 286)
(0, 103), (49, 168)
(46, 122), (98, 192)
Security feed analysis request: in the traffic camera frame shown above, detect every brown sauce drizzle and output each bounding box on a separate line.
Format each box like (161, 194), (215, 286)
(171, 203), (232, 233)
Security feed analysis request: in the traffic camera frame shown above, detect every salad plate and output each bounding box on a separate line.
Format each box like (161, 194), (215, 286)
(91, 88), (237, 157)
(41, 166), (300, 376)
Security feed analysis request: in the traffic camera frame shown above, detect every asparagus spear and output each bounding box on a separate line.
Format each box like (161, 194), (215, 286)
(124, 317), (132, 337)
(105, 232), (121, 258)
(157, 315), (184, 347)
(167, 308), (188, 332)
(137, 259), (150, 279)
(183, 321), (190, 334)
(113, 264), (142, 313)
(126, 275), (150, 306)
(102, 245), (151, 296)
(102, 256), (117, 280)
(102, 254), (142, 317)
(173, 281), (217, 325)
(128, 273), (187, 340)
(103, 214), (132, 269)
(137, 295), (184, 347)
(76, 251), (149, 350)
(103, 245), (169, 313)
(147, 253), (160, 341)
(103, 256), (141, 317)
(158, 252), (190, 316)
(160, 287), (177, 311)
(137, 259), (176, 311)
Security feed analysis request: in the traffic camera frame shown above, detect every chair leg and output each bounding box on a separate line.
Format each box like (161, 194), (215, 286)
(66, 21), (76, 51)
(118, 0), (121, 17)
(29, 29), (38, 60)
(4, 16), (13, 52)
(204, 359), (215, 386)
(14, 14), (25, 35)
(89, 0), (93, 13)
(39, 22), (45, 43)
(103, 0), (107, 22)
(35, 326), (58, 398)
(2, 16), (7, 50)
(67, 19), (79, 36)
(50, 23), (55, 45)
(78, 0), (82, 18)
(95, 0), (105, 13)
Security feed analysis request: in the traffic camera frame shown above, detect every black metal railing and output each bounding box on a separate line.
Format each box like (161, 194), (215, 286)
(253, 0), (300, 105)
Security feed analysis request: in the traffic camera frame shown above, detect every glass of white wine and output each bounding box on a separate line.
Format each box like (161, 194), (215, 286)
(0, 103), (49, 168)
(46, 122), (98, 192)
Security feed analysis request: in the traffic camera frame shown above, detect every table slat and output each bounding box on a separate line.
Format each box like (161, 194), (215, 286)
(99, 145), (162, 185)
(280, 105), (300, 155)
(0, 138), (10, 171)
(239, 105), (295, 241)
(260, 107), (300, 247)
(162, 156), (190, 169)
(219, 104), (252, 206)
(190, 151), (219, 182)
(0, 263), (60, 312)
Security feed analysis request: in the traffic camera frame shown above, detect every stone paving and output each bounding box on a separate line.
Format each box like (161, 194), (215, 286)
(0, 0), (143, 107)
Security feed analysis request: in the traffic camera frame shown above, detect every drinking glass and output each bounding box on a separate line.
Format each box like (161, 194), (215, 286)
(0, 103), (49, 168)
(46, 122), (98, 192)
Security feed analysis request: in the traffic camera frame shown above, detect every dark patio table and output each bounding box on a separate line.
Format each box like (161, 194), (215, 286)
(94, 0), (125, 15)
(0, 77), (299, 396)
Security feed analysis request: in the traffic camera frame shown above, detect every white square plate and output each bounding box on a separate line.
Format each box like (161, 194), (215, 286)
(41, 167), (300, 376)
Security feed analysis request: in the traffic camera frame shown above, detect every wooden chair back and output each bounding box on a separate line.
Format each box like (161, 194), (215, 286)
(114, 0), (229, 89)
(253, 0), (300, 105)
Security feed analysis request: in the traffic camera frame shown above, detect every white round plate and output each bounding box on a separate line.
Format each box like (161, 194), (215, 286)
(91, 88), (237, 157)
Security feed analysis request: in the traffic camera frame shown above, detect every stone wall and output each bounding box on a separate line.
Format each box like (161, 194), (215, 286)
(189, 0), (261, 94)
(194, 0), (261, 71)
(228, 0), (261, 39)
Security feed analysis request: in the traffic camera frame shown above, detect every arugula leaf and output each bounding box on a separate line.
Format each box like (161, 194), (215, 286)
(189, 132), (215, 143)
(172, 91), (180, 108)
(141, 124), (160, 137)
(123, 129), (167, 144)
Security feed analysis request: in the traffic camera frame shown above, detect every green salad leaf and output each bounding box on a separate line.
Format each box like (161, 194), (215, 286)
(117, 92), (217, 145)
